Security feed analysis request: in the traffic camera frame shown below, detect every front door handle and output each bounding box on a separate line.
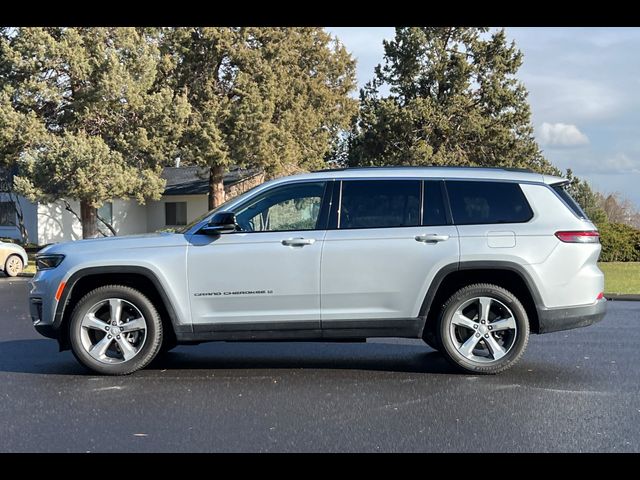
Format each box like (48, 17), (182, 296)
(415, 234), (450, 243)
(281, 238), (316, 247)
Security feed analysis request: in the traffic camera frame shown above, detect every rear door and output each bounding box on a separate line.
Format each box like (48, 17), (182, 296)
(320, 179), (459, 327)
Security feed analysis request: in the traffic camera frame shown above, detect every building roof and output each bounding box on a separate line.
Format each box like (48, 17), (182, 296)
(162, 166), (261, 196)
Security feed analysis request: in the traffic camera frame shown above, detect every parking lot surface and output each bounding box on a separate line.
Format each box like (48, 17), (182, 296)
(0, 278), (638, 452)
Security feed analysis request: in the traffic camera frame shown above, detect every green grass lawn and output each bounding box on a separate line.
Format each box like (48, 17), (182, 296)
(23, 259), (36, 276)
(599, 262), (640, 295)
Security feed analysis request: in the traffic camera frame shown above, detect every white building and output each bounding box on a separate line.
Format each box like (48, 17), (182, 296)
(0, 166), (262, 246)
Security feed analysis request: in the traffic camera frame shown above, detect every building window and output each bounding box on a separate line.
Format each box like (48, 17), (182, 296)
(98, 202), (113, 225)
(165, 202), (187, 226)
(0, 201), (15, 226)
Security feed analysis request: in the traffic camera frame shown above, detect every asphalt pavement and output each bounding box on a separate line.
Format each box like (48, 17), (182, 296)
(1, 277), (639, 452)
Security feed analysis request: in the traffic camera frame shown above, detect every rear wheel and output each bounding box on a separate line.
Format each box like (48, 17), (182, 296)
(4, 254), (23, 277)
(437, 283), (529, 374)
(69, 285), (163, 375)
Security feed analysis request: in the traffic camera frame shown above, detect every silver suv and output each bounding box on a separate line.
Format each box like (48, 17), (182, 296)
(29, 167), (606, 375)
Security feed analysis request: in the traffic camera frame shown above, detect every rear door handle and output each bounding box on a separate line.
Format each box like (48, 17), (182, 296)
(415, 234), (450, 243)
(281, 238), (316, 247)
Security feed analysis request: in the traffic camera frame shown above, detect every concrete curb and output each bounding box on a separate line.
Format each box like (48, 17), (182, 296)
(605, 294), (640, 301)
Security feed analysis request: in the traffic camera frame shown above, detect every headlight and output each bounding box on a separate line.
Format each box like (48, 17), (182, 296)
(35, 254), (65, 270)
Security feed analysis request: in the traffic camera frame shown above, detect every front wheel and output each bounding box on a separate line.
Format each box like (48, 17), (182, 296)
(437, 283), (529, 374)
(4, 254), (23, 277)
(69, 285), (163, 375)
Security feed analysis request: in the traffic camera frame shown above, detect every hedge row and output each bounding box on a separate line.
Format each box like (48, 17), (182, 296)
(598, 222), (640, 262)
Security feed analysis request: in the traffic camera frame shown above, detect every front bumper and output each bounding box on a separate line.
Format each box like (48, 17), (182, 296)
(537, 298), (607, 334)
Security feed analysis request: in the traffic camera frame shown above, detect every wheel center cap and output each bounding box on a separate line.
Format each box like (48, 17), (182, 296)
(112, 326), (121, 334)
(478, 324), (488, 335)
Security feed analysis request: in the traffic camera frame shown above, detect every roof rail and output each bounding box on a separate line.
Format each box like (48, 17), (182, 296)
(312, 165), (535, 174)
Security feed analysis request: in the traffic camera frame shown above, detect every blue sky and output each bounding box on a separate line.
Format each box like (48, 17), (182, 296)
(327, 27), (640, 208)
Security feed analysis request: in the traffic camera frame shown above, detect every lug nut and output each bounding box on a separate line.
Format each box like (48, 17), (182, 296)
(112, 321), (117, 326)
(107, 335), (112, 339)
(105, 326), (110, 331)
(488, 326), (492, 330)
(475, 333), (480, 337)
(116, 335), (121, 340)
(481, 320), (485, 324)
(473, 325), (478, 329)
(484, 334), (489, 338)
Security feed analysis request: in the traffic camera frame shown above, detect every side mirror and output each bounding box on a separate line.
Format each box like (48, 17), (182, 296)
(200, 212), (238, 235)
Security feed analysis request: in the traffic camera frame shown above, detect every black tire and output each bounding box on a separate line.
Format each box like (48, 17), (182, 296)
(69, 285), (163, 375)
(437, 283), (529, 375)
(4, 254), (23, 277)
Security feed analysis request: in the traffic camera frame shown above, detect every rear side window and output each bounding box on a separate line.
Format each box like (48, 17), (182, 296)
(446, 181), (533, 225)
(423, 181), (447, 226)
(552, 183), (588, 219)
(339, 180), (420, 229)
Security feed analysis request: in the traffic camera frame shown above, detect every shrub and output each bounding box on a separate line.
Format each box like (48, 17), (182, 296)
(598, 222), (640, 262)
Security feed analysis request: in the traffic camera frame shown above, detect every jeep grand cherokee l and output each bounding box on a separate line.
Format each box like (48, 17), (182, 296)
(29, 167), (606, 375)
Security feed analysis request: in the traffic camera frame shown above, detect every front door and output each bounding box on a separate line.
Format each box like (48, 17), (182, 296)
(187, 181), (330, 330)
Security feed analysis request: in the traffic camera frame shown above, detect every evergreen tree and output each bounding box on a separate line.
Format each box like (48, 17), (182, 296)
(160, 27), (357, 209)
(0, 27), (190, 238)
(349, 27), (558, 175)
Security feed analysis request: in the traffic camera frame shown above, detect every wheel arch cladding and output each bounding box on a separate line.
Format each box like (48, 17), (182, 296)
(55, 267), (179, 351)
(420, 262), (541, 336)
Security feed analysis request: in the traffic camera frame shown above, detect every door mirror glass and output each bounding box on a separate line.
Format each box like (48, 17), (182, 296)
(201, 212), (238, 235)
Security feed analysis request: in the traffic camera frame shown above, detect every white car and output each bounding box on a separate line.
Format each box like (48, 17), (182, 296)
(0, 240), (28, 277)
(29, 167), (606, 375)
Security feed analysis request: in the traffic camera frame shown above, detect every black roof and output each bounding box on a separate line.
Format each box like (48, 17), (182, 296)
(162, 166), (261, 196)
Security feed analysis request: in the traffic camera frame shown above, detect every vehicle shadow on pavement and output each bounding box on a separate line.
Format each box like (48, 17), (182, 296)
(147, 341), (459, 375)
(0, 339), (459, 375)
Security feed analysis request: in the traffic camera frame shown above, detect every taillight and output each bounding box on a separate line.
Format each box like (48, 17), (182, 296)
(596, 292), (604, 300)
(555, 231), (600, 243)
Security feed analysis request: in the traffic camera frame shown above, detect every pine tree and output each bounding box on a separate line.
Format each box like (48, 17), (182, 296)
(0, 27), (190, 238)
(349, 27), (559, 175)
(160, 27), (357, 209)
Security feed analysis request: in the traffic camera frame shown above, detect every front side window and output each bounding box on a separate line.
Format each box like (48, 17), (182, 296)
(339, 180), (421, 229)
(234, 182), (326, 232)
(446, 181), (533, 225)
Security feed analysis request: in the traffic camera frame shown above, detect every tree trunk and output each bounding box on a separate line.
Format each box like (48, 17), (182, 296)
(9, 193), (29, 244)
(208, 164), (226, 210)
(80, 200), (98, 239)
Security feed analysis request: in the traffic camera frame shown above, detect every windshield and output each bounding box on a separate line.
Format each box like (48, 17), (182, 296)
(176, 182), (265, 234)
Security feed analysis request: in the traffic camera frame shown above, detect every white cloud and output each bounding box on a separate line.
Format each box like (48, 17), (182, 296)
(603, 153), (640, 174)
(539, 122), (590, 147)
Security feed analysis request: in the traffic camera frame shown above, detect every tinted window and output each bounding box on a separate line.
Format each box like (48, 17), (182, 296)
(234, 182), (326, 232)
(552, 184), (588, 219)
(423, 181), (447, 226)
(446, 181), (533, 225)
(339, 180), (420, 229)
